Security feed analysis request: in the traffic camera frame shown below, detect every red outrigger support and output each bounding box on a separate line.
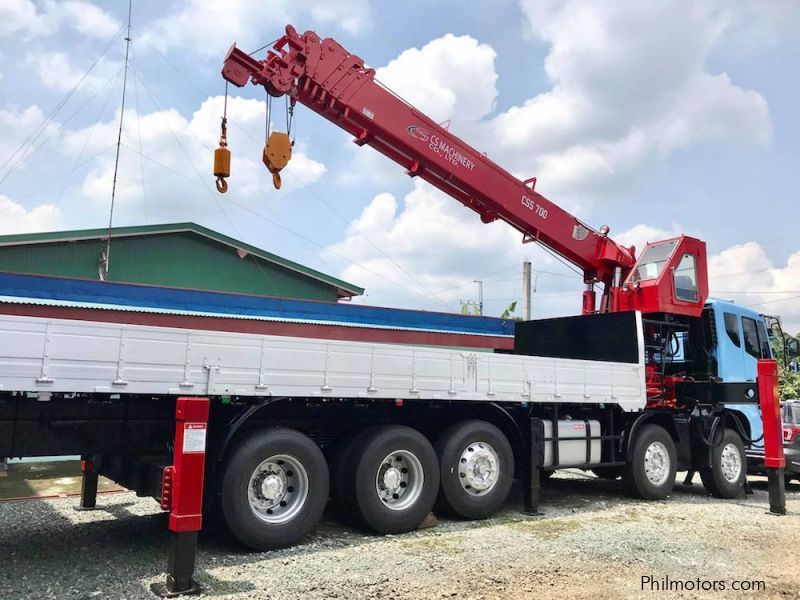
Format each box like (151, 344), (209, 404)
(152, 397), (210, 597)
(758, 359), (785, 515)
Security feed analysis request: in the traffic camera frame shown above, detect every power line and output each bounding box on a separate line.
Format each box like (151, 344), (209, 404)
(745, 294), (800, 308)
(712, 256), (800, 281)
(53, 68), (124, 214)
(0, 68), (124, 220)
(0, 24), (126, 187)
(12, 146), (117, 204)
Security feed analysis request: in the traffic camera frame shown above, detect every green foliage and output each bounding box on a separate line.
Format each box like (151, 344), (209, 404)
(501, 301), (518, 320)
(772, 333), (800, 400)
(459, 301), (481, 316)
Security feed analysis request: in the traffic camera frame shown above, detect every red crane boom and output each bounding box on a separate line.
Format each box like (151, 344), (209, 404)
(221, 25), (708, 317)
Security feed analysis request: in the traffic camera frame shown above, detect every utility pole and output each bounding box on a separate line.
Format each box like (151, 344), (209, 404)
(474, 280), (484, 316)
(522, 260), (532, 320)
(102, 0), (133, 281)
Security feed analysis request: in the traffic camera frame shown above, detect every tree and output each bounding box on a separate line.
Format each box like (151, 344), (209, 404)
(772, 332), (800, 400)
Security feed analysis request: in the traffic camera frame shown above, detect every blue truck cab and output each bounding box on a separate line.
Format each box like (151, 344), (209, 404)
(705, 299), (774, 465)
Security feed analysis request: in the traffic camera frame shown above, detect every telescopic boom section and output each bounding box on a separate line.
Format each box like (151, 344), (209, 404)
(222, 25), (707, 317)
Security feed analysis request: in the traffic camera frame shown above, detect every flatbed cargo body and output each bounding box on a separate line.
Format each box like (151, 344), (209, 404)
(0, 313), (646, 410)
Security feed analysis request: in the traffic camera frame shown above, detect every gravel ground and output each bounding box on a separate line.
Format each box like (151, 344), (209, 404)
(2, 472), (800, 599)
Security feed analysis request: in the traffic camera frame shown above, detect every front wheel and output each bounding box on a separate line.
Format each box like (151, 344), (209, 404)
(623, 424), (676, 500)
(700, 428), (746, 499)
(219, 428), (329, 550)
(435, 420), (514, 520)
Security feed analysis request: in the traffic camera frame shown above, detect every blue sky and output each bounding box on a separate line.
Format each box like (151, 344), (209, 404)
(1, 1), (799, 331)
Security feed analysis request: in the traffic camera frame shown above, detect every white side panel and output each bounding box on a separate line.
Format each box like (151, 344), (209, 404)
(0, 314), (647, 412)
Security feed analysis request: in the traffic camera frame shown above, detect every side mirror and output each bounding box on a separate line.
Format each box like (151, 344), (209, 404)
(787, 337), (800, 359)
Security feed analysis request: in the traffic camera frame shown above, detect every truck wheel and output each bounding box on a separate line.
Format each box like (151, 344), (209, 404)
(623, 424), (676, 500)
(435, 420), (514, 520)
(341, 425), (439, 534)
(592, 466), (625, 480)
(699, 429), (745, 499)
(220, 428), (329, 550)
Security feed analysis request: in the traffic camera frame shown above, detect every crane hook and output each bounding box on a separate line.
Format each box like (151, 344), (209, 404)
(214, 116), (231, 193)
(263, 131), (292, 190)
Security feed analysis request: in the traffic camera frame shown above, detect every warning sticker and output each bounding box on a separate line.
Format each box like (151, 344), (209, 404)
(183, 423), (207, 454)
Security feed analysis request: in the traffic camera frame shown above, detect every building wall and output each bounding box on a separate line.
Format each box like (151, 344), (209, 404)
(0, 232), (339, 301)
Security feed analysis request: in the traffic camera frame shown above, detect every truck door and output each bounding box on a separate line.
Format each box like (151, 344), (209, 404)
(741, 315), (772, 377)
(720, 311), (746, 381)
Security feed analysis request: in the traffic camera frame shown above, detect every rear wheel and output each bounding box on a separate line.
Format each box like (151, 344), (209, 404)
(623, 424), (676, 500)
(435, 420), (514, 520)
(700, 428), (746, 499)
(219, 428), (329, 550)
(340, 425), (439, 534)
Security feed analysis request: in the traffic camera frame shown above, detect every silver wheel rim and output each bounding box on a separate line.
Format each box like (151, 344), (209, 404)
(458, 441), (500, 496)
(644, 441), (670, 486)
(247, 454), (309, 524)
(720, 442), (742, 483)
(375, 450), (424, 511)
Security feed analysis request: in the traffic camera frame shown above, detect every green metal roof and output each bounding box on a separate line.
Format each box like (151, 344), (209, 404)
(0, 222), (364, 298)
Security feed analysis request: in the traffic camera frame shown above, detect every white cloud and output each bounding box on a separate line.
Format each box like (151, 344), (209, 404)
(0, 105), (60, 179)
(324, 180), (578, 314)
(376, 34), (498, 124)
(0, 194), (62, 234)
(337, 1), (770, 214)
(0, 0), (119, 39)
(490, 0), (770, 196)
(327, 1), (775, 314)
(325, 181), (518, 300)
(61, 95), (325, 219)
(0, 0), (46, 36)
(140, 0), (371, 58)
(614, 223), (687, 255)
(710, 244), (800, 333)
(26, 52), (120, 94)
(55, 0), (120, 39)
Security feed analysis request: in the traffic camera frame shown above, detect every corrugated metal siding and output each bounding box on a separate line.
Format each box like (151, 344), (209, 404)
(0, 232), (339, 301)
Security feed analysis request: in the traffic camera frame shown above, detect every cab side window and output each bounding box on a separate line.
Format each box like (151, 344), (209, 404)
(756, 319), (772, 359)
(742, 317), (769, 359)
(723, 312), (740, 347)
(674, 254), (698, 302)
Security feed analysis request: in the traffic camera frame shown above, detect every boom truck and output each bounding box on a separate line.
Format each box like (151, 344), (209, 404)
(0, 23), (795, 595)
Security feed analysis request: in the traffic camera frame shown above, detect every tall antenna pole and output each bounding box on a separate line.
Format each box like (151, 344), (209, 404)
(474, 280), (484, 316)
(102, 0), (133, 281)
(522, 260), (532, 320)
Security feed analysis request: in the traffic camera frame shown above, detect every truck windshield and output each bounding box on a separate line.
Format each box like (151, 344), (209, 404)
(626, 240), (678, 283)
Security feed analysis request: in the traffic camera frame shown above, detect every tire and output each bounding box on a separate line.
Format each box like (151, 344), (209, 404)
(330, 427), (375, 520)
(699, 428), (746, 499)
(435, 420), (514, 520)
(623, 424), (676, 500)
(219, 428), (329, 550)
(340, 425), (439, 535)
(592, 466), (625, 480)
